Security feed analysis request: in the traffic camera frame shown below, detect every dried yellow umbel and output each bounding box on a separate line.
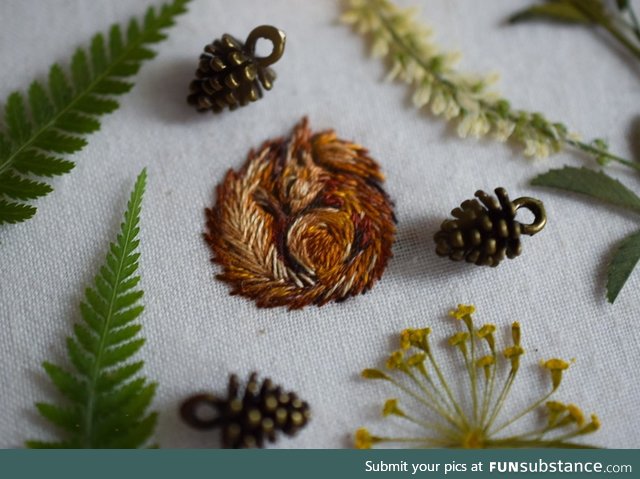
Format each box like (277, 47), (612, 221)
(356, 305), (600, 448)
(205, 118), (396, 309)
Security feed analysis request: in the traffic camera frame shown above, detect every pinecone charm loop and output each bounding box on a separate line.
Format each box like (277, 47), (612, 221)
(434, 187), (546, 267)
(180, 373), (310, 448)
(187, 25), (286, 113)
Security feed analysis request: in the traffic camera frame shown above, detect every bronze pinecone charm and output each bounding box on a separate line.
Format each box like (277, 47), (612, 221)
(434, 187), (546, 267)
(180, 373), (310, 448)
(187, 25), (285, 113)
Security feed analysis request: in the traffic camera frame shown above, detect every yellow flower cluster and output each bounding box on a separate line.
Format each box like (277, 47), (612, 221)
(354, 305), (599, 449)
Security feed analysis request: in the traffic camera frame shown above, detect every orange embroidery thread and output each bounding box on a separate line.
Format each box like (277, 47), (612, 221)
(205, 118), (396, 309)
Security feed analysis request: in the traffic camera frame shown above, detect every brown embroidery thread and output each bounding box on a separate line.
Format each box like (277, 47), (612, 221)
(205, 118), (396, 309)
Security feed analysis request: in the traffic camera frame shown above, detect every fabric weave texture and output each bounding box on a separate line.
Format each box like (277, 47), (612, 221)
(1, 0), (639, 448)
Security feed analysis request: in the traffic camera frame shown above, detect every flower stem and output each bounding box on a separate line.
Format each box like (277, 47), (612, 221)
(479, 357), (497, 428)
(485, 438), (599, 448)
(389, 377), (460, 439)
(401, 410), (459, 441)
(484, 367), (517, 431)
(463, 317), (479, 426)
(490, 390), (553, 436)
(565, 138), (640, 171)
(377, 437), (453, 447)
(416, 363), (456, 416)
(425, 348), (471, 428)
(404, 368), (465, 431)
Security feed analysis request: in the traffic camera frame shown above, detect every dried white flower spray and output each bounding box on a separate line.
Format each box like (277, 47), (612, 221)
(342, 0), (638, 170)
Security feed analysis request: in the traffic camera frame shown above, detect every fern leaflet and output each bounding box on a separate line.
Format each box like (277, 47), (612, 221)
(0, 0), (189, 226)
(27, 169), (156, 448)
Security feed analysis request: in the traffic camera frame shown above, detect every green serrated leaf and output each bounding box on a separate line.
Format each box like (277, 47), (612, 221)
(116, 291), (143, 310)
(120, 382), (156, 420)
(532, 166), (640, 214)
(74, 323), (99, 353)
(56, 112), (101, 134)
(112, 306), (144, 328)
(108, 412), (157, 449)
(124, 251), (141, 268)
(144, 7), (158, 29)
(508, 3), (591, 24)
(95, 275), (113, 301)
(80, 301), (105, 333)
(109, 25), (124, 58)
(74, 95), (119, 115)
(127, 19), (141, 42)
(143, 32), (167, 43)
(48, 64), (73, 108)
(28, 170), (155, 449)
(28, 82), (54, 126)
(42, 362), (86, 403)
(99, 265), (116, 286)
(102, 338), (145, 367)
(0, 132), (11, 159)
(110, 62), (142, 77)
(607, 230), (640, 303)
(6, 93), (31, 143)
(0, 0), (190, 228)
(120, 263), (138, 279)
(0, 172), (53, 200)
(34, 131), (87, 153)
(67, 338), (95, 376)
(96, 377), (146, 415)
(128, 46), (156, 60)
(107, 324), (142, 347)
(97, 361), (144, 392)
(12, 152), (75, 178)
(90, 34), (108, 75)
(94, 383), (156, 445)
(94, 79), (133, 95)
(35, 403), (82, 433)
(85, 287), (109, 318)
(125, 239), (140, 254)
(105, 252), (119, 276)
(116, 276), (140, 295)
(0, 199), (36, 224)
(71, 49), (91, 90)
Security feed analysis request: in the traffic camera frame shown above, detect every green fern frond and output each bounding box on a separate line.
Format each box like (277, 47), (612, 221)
(0, 0), (190, 226)
(26, 170), (156, 448)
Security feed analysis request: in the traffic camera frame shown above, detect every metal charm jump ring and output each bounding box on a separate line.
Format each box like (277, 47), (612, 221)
(179, 394), (221, 430)
(245, 25), (286, 68)
(512, 197), (547, 236)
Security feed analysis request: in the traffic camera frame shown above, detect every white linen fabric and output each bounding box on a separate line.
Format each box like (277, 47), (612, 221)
(1, 0), (639, 448)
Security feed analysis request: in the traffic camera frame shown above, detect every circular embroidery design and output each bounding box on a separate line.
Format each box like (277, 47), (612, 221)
(205, 118), (396, 309)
